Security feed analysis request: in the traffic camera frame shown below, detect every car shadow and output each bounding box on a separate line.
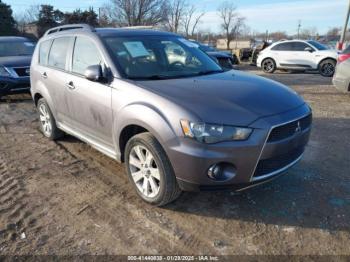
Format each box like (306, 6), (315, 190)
(165, 117), (350, 232)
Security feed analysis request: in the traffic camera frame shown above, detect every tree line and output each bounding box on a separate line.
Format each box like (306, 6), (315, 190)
(0, 0), (247, 47)
(0, 0), (347, 47)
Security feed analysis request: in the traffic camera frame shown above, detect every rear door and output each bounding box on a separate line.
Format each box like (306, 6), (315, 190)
(64, 36), (114, 151)
(44, 36), (75, 124)
(270, 42), (294, 67)
(289, 42), (317, 69)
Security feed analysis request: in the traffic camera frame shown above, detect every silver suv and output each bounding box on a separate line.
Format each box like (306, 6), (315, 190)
(31, 24), (312, 206)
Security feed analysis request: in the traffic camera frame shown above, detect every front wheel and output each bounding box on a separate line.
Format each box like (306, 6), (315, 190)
(262, 58), (276, 73)
(125, 132), (181, 206)
(319, 59), (336, 77)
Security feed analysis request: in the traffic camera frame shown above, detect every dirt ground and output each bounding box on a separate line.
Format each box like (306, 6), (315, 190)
(0, 66), (350, 256)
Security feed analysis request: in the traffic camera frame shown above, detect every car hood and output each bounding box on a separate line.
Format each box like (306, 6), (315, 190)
(206, 51), (231, 58)
(0, 56), (32, 67)
(135, 70), (305, 126)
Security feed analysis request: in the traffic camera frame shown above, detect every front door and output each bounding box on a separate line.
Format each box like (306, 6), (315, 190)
(64, 36), (114, 152)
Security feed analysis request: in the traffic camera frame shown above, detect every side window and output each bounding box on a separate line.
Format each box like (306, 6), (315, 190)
(271, 42), (293, 51)
(39, 40), (52, 65)
(48, 37), (71, 70)
(292, 42), (311, 51)
(72, 37), (103, 75)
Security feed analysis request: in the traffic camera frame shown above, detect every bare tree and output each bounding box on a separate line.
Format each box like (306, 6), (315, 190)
(299, 27), (318, 40)
(183, 5), (204, 38)
(14, 5), (40, 34)
(217, 1), (245, 50)
(110, 0), (168, 26)
(166, 0), (187, 33)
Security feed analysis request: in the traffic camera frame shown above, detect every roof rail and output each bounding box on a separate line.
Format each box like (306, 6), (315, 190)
(44, 24), (95, 36)
(120, 26), (157, 30)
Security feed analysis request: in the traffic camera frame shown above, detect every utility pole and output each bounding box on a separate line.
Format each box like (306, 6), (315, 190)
(339, 0), (350, 50)
(297, 20), (301, 39)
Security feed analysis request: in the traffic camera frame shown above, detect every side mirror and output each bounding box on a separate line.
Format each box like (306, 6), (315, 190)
(304, 47), (314, 53)
(84, 64), (102, 82)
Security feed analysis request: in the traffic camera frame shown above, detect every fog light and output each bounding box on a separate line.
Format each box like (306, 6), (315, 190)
(207, 162), (237, 181)
(208, 164), (222, 180)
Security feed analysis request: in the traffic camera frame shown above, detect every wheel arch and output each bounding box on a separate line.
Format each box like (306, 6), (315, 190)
(262, 57), (276, 65)
(317, 57), (337, 68)
(115, 104), (179, 162)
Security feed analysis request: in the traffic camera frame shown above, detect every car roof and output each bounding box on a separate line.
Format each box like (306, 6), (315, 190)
(0, 36), (32, 42)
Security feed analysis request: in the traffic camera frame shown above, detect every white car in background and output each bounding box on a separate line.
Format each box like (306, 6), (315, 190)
(257, 40), (338, 77)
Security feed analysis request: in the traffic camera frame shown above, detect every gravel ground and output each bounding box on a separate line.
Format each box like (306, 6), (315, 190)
(0, 66), (349, 256)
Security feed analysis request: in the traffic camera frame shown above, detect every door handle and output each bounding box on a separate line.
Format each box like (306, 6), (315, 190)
(66, 81), (75, 90)
(41, 72), (47, 79)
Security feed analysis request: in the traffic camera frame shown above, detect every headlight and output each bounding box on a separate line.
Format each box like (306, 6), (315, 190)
(180, 120), (253, 143)
(0, 66), (11, 77)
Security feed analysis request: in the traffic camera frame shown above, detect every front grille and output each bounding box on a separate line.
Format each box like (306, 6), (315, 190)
(253, 146), (304, 178)
(13, 67), (30, 77)
(268, 114), (312, 142)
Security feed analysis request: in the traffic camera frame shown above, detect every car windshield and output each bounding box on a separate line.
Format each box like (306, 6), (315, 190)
(103, 35), (223, 80)
(307, 40), (328, 51)
(0, 40), (35, 57)
(198, 44), (216, 52)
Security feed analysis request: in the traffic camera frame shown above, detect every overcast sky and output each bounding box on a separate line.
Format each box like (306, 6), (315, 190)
(7, 0), (349, 35)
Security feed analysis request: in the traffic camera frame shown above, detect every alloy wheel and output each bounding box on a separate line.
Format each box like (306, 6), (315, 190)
(39, 103), (52, 137)
(321, 62), (335, 76)
(263, 60), (274, 72)
(128, 145), (161, 198)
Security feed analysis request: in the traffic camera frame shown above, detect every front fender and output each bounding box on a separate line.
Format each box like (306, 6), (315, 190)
(114, 103), (180, 158)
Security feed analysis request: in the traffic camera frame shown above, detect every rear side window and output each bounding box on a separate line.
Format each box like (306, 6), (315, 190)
(48, 37), (71, 70)
(271, 42), (293, 51)
(39, 40), (52, 65)
(72, 37), (103, 75)
(292, 42), (311, 51)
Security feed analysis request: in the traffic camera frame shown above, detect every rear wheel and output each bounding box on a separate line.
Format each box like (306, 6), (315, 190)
(125, 132), (181, 206)
(319, 59), (336, 77)
(37, 98), (64, 140)
(262, 58), (276, 73)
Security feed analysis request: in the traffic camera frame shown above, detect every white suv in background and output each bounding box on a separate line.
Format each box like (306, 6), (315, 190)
(257, 40), (338, 77)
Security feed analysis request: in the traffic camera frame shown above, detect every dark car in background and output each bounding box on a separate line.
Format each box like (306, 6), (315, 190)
(191, 40), (238, 70)
(0, 37), (35, 99)
(333, 45), (350, 92)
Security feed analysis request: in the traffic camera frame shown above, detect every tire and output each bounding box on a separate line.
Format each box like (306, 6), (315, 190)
(37, 98), (64, 140)
(262, 58), (276, 73)
(125, 132), (181, 206)
(319, 59), (336, 77)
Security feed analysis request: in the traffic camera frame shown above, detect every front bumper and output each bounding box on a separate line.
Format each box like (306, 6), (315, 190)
(0, 76), (30, 96)
(167, 104), (312, 192)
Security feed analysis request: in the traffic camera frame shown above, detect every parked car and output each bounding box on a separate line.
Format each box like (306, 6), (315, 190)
(0, 36), (35, 99)
(190, 40), (239, 70)
(31, 24), (312, 206)
(333, 45), (350, 92)
(257, 40), (338, 77)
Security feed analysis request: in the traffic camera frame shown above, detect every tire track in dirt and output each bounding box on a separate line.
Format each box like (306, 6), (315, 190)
(0, 154), (43, 249)
(56, 139), (227, 254)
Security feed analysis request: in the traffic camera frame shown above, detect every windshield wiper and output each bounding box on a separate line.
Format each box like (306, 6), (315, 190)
(195, 69), (224, 76)
(128, 75), (171, 80)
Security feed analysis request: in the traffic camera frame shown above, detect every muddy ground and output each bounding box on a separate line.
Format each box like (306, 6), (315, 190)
(0, 66), (349, 256)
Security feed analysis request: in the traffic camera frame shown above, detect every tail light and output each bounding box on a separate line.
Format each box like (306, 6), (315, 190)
(338, 53), (350, 63)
